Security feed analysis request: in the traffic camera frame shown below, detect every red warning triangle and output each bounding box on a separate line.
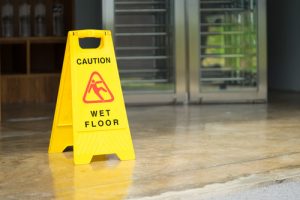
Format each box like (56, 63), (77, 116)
(83, 71), (114, 103)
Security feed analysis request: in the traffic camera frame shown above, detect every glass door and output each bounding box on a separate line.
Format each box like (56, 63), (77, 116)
(187, 0), (267, 103)
(102, 0), (187, 104)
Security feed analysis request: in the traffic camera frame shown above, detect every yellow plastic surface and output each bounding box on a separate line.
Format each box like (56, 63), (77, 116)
(48, 30), (135, 165)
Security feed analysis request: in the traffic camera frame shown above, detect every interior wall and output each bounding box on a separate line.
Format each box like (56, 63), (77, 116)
(268, 0), (300, 91)
(74, 0), (102, 29)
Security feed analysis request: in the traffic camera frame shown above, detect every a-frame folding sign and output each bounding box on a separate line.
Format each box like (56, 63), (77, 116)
(48, 30), (135, 165)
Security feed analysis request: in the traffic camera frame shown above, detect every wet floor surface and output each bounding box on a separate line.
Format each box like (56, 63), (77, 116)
(1, 92), (300, 199)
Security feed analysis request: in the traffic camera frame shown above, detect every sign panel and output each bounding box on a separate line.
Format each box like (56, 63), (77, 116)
(49, 30), (135, 165)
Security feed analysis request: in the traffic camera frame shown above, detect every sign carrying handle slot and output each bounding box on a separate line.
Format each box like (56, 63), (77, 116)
(71, 30), (110, 50)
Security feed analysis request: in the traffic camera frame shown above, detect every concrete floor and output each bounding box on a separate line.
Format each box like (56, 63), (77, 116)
(1, 92), (300, 199)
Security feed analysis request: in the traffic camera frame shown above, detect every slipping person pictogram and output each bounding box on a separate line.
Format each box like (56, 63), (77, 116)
(83, 71), (114, 103)
(88, 79), (107, 100)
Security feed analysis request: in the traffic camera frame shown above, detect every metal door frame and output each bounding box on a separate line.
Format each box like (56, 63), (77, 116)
(187, 0), (267, 103)
(102, 0), (187, 104)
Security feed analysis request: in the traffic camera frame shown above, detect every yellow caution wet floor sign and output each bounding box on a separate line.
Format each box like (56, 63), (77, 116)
(48, 30), (135, 165)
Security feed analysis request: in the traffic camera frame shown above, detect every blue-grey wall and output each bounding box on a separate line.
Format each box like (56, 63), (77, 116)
(268, 0), (300, 91)
(74, 0), (102, 29)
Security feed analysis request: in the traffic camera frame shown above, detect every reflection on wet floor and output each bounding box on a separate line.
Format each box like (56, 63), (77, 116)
(48, 153), (135, 199)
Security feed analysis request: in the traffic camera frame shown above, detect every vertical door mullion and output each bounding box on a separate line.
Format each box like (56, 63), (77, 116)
(102, 0), (115, 33)
(174, 0), (188, 103)
(187, 0), (201, 103)
(257, 0), (267, 100)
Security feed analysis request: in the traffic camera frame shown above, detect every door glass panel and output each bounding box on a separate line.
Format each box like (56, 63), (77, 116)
(114, 0), (174, 93)
(200, 0), (257, 92)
